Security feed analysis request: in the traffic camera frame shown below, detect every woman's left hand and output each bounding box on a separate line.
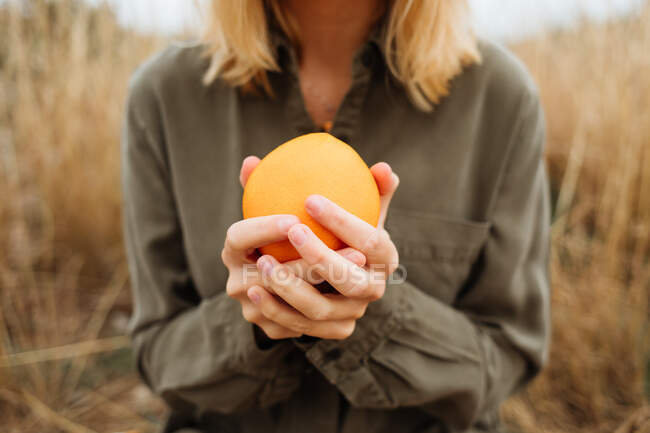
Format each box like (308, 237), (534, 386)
(246, 162), (400, 340)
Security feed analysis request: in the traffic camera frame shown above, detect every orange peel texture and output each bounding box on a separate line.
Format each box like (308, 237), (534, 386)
(242, 133), (380, 262)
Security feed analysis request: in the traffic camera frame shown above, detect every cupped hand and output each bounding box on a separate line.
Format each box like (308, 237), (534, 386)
(223, 156), (368, 341)
(244, 160), (400, 340)
(239, 155), (367, 283)
(222, 213), (304, 339)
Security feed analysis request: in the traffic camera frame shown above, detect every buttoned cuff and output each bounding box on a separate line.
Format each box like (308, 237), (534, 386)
(292, 282), (408, 405)
(234, 320), (303, 407)
(236, 320), (296, 376)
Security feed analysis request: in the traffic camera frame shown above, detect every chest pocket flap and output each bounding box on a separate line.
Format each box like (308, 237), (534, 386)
(385, 208), (491, 304)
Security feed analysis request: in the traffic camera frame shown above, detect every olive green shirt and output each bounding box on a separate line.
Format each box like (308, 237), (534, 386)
(122, 29), (550, 433)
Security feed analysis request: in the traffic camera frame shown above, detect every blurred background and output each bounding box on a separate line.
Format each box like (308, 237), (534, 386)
(1, 0), (649, 432)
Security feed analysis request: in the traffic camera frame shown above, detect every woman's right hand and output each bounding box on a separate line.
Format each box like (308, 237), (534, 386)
(221, 157), (367, 340)
(222, 214), (302, 339)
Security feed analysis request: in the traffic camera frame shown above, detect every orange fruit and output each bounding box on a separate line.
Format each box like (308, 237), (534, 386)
(242, 133), (380, 262)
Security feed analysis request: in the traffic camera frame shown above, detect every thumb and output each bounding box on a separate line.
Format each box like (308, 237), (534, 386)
(239, 156), (261, 188)
(370, 162), (400, 228)
(378, 173), (399, 228)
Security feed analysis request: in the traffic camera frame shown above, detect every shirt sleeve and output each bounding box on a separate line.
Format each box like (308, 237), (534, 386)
(122, 78), (303, 415)
(294, 90), (551, 431)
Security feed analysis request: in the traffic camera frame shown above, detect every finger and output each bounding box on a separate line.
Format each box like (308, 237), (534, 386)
(257, 319), (303, 339)
(247, 286), (356, 340)
(283, 247), (366, 285)
(370, 162), (394, 195)
(257, 256), (369, 320)
(304, 195), (397, 265)
(227, 271), (253, 298)
(241, 301), (302, 339)
(239, 156), (261, 188)
(223, 214), (299, 264)
(287, 225), (382, 299)
(370, 163), (400, 228)
(226, 264), (279, 297)
(378, 173), (399, 228)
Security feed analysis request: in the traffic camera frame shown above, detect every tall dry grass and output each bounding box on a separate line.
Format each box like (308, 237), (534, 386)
(503, 8), (650, 433)
(0, 1), (648, 432)
(0, 1), (164, 431)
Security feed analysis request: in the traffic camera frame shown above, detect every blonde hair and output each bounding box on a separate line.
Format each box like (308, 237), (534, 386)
(202, 0), (480, 111)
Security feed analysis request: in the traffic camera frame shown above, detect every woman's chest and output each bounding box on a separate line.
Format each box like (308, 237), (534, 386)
(166, 83), (503, 303)
(298, 63), (352, 128)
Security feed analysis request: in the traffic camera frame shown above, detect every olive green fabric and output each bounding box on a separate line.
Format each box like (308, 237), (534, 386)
(122, 28), (551, 433)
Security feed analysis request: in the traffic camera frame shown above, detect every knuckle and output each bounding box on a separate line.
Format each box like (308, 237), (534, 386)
(307, 273), (325, 285)
(352, 250), (367, 267)
(293, 320), (314, 336)
(311, 249), (329, 267)
(353, 277), (382, 301)
(281, 330), (301, 339)
(287, 261), (305, 280)
(363, 290), (378, 302)
(387, 245), (400, 274)
(308, 264), (326, 283)
(348, 271), (371, 297)
(271, 265), (295, 288)
(224, 226), (240, 250)
(353, 303), (368, 319)
(241, 306), (260, 324)
(333, 321), (356, 340)
(306, 305), (331, 321)
(225, 278), (238, 297)
(365, 279), (386, 302)
(363, 229), (383, 252)
(378, 229), (392, 246)
(262, 304), (279, 321)
(368, 283), (386, 301)
(221, 247), (236, 268)
(345, 321), (357, 338)
(264, 326), (284, 340)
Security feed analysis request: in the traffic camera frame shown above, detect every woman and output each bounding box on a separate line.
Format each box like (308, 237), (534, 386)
(122, 0), (550, 432)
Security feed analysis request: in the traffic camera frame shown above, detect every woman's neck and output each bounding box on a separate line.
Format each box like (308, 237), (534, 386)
(284, 0), (383, 128)
(285, 0), (382, 66)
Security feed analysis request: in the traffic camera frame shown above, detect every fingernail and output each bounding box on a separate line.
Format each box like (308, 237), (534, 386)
(248, 288), (261, 304)
(257, 257), (273, 276)
(288, 225), (308, 247)
(278, 216), (299, 232)
(343, 251), (363, 264)
(305, 195), (325, 217)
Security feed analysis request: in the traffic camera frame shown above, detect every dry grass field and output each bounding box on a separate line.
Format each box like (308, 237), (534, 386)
(1, 1), (648, 432)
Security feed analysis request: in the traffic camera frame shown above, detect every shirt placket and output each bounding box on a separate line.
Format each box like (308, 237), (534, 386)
(282, 41), (380, 146)
(329, 44), (378, 145)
